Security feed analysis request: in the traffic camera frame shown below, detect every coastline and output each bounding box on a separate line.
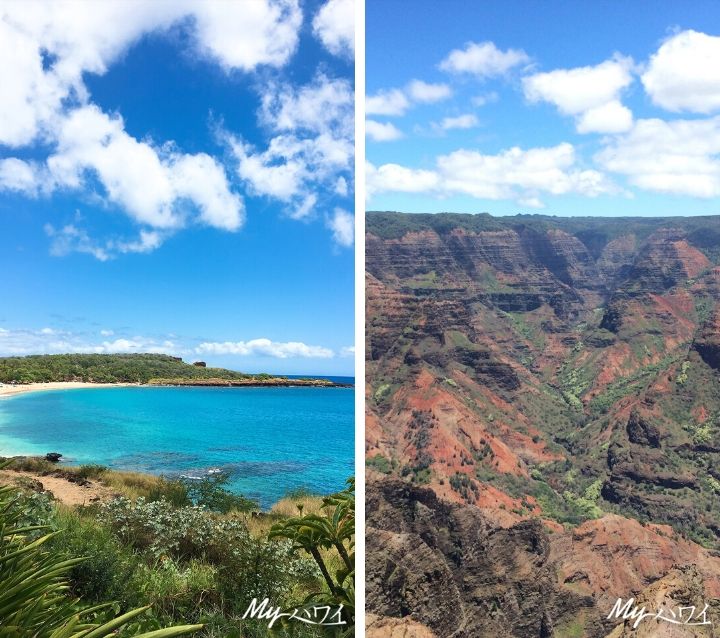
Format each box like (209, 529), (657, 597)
(0, 378), (353, 400)
(0, 381), (138, 400)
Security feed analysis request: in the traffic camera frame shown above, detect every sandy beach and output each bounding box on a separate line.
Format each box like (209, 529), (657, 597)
(0, 381), (137, 399)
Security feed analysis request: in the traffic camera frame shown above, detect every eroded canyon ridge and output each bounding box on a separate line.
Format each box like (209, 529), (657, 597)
(366, 212), (720, 638)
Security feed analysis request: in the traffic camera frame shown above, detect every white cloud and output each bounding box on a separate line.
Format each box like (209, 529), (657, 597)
(596, 115), (720, 198)
(517, 196), (545, 209)
(0, 326), (178, 356)
(44, 223), (168, 261)
(0, 0), (310, 253)
(575, 100), (633, 134)
(406, 80), (452, 103)
(366, 120), (403, 142)
(366, 162), (440, 198)
(366, 80), (451, 118)
(312, 0), (354, 58)
(0, 1), (303, 149)
(114, 230), (165, 255)
(439, 41), (529, 77)
(44, 105), (243, 232)
(44, 224), (110, 261)
(367, 143), (614, 205)
(290, 193), (317, 220)
(171, 153), (244, 231)
(437, 144), (611, 199)
(642, 30), (720, 114)
(260, 73), (354, 138)
(327, 207), (354, 247)
(228, 73), (353, 229)
(366, 89), (410, 117)
(0, 159), (42, 195)
(191, 0), (301, 71)
(439, 114), (479, 130)
(340, 346), (354, 356)
(522, 56), (634, 133)
(195, 338), (335, 359)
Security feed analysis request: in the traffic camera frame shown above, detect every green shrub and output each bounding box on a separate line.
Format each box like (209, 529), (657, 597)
(0, 474), (202, 637)
(180, 472), (258, 513)
(97, 497), (318, 612)
(49, 508), (143, 609)
(365, 454), (392, 474)
(77, 463), (109, 479)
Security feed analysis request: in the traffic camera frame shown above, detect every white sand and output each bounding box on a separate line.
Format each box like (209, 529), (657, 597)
(0, 381), (137, 399)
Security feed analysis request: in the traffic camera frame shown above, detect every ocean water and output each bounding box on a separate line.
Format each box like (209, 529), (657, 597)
(0, 385), (354, 508)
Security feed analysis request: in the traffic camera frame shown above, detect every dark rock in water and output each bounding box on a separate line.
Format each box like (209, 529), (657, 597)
(46, 452), (62, 463)
(193, 361), (207, 367)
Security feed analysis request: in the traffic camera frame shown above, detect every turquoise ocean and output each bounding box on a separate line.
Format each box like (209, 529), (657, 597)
(0, 382), (354, 508)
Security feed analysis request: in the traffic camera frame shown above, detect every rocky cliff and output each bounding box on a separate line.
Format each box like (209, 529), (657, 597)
(366, 212), (720, 637)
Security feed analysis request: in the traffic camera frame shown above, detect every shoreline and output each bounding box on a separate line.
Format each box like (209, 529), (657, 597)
(0, 379), (353, 400)
(0, 381), (138, 399)
(0, 455), (338, 511)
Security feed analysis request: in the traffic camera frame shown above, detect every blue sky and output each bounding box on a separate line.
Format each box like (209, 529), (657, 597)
(366, 0), (720, 217)
(0, 0), (355, 376)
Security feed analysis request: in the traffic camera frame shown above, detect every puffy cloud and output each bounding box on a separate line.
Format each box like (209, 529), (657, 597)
(171, 154), (244, 231)
(596, 115), (720, 198)
(312, 0), (354, 58)
(575, 101), (633, 135)
(406, 80), (452, 103)
(0, 0), (315, 254)
(366, 80), (451, 118)
(195, 338), (335, 359)
(641, 30), (720, 114)
(0, 158), (42, 195)
(44, 105), (243, 231)
(259, 73), (354, 138)
(367, 143), (614, 206)
(228, 74), (353, 225)
(366, 162), (440, 198)
(191, 0), (301, 71)
(437, 144), (611, 200)
(522, 56), (634, 133)
(0, 326), (178, 356)
(366, 120), (403, 142)
(366, 89), (410, 117)
(439, 114), (479, 130)
(327, 208), (354, 247)
(0, 1), (303, 148)
(439, 41), (529, 77)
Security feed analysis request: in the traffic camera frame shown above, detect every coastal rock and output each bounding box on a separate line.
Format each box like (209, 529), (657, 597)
(45, 452), (62, 463)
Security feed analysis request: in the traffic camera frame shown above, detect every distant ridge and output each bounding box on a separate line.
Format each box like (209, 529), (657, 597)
(0, 353), (348, 387)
